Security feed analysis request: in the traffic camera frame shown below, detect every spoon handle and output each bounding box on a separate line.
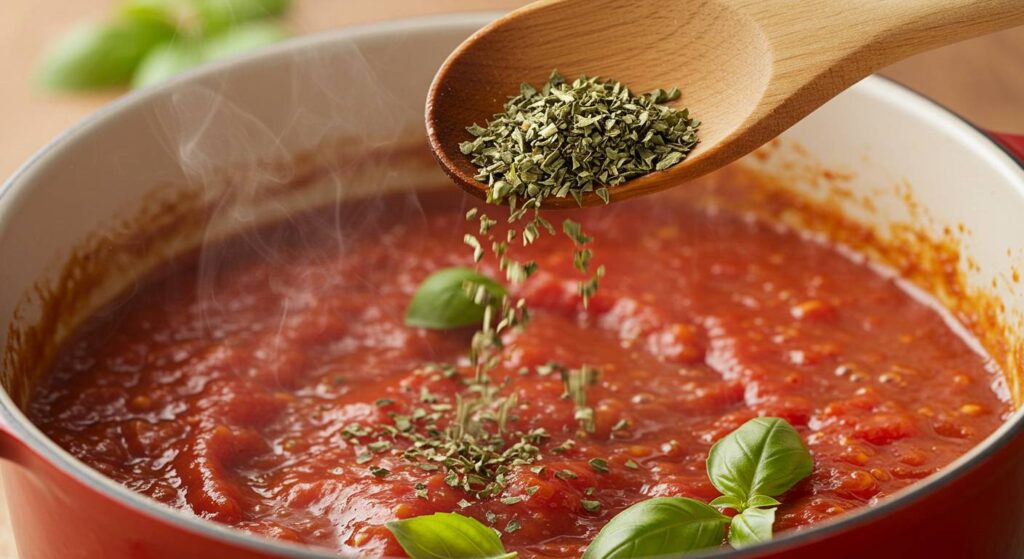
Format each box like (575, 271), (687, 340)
(749, 0), (1024, 98)
(730, 0), (1024, 150)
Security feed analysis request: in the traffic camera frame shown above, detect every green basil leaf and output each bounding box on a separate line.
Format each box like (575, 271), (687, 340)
(195, 0), (291, 34)
(745, 495), (781, 509)
(121, 0), (180, 27)
(708, 495), (743, 511)
(581, 497), (729, 559)
(728, 507), (775, 549)
(202, 22), (289, 62)
(706, 417), (812, 504)
(386, 512), (516, 559)
(405, 267), (506, 330)
(37, 18), (177, 90)
(132, 41), (204, 89)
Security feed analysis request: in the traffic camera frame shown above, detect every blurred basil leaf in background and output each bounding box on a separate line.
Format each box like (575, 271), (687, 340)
(203, 22), (290, 62)
(195, 0), (291, 34)
(131, 41), (204, 89)
(120, 0), (183, 27)
(37, 18), (177, 90)
(37, 0), (292, 92)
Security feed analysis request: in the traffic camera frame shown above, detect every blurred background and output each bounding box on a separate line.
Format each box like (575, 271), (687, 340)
(0, 0), (1022, 556)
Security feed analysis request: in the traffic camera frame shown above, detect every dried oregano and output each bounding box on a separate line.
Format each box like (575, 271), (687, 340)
(460, 70), (700, 207)
(374, 72), (697, 499)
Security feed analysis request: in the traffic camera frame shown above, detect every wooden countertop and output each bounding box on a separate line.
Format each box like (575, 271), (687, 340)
(2, 0), (1023, 182)
(0, 1), (1022, 557)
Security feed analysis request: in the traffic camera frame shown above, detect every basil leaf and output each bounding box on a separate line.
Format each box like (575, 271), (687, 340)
(132, 41), (204, 89)
(708, 495), (743, 511)
(405, 268), (506, 330)
(745, 495), (781, 509)
(386, 512), (516, 559)
(728, 507), (775, 549)
(195, 0), (291, 34)
(581, 497), (729, 559)
(37, 18), (176, 90)
(706, 417), (812, 504)
(202, 22), (289, 62)
(121, 0), (180, 27)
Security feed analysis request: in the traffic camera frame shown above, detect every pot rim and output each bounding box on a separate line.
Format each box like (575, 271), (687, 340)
(2, 13), (1024, 559)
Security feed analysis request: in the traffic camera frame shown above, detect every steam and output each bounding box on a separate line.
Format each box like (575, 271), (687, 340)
(147, 35), (436, 356)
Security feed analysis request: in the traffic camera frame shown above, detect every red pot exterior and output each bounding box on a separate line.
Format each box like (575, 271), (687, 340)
(0, 426), (284, 559)
(3, 414), (1024, 559)
(994, 132), (1024, 158)
(1, 133), (1022, 559)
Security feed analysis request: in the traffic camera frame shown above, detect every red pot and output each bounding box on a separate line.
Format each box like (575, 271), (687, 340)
(2, 15), (1024, 559)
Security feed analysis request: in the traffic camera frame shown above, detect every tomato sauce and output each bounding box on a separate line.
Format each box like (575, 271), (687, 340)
(28, 189), (1010, 557)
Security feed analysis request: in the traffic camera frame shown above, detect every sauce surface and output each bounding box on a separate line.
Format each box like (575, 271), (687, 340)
(29, 190), (1010, 557)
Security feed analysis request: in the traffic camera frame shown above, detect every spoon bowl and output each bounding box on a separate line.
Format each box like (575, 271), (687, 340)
(427, 0), (1024, 208)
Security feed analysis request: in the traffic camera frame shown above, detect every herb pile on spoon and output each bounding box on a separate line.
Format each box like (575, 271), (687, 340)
(461, 70), (701, 207)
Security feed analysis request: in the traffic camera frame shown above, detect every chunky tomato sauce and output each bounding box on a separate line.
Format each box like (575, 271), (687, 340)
(29, 189), (1009, 557)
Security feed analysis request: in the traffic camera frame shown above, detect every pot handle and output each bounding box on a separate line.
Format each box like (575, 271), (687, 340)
(990, 131), (1024, 162)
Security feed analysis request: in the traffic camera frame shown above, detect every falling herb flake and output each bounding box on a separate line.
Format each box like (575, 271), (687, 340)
(563, 366), (600, 432)
(624, 459), (640, 470)
(562, 219), (593, 245)
(369, 466), (390, 478)
(393, 415), (413, 432)
(556, 469), (578, 481)
(385, 76), (691, 508)
(579, 265), (606, 308)
(505, 519), (522, 534)
(582, 499), (602, 513)
(343, 423), (371, 438)
(537, 362), (563, 377)
(419, 387), (438, 404)
(500, 495), (525, 505)
(588, 458), (610, 474)
(552, 439), (576, 454)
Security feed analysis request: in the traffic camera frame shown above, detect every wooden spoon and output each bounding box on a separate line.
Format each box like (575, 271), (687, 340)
(427, 0), (1024, 208)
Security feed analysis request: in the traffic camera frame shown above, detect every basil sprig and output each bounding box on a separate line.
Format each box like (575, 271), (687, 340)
(727, 506), (775, 549)
(581, 417), (811, 558)
(405, 267), (507, 330)
(383, 420), (810, 558)
(387, 512), (517, 559)
(706, 416), (813, 509)
(581, 498), (729, 559)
